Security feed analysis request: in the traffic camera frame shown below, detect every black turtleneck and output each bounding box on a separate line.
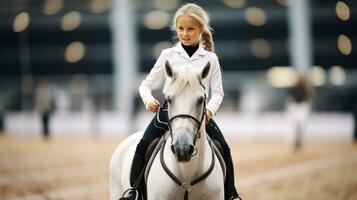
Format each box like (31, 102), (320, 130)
(181, 43), (199, 57)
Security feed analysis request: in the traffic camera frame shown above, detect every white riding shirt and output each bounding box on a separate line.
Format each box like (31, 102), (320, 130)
(139, 43), (224, 115)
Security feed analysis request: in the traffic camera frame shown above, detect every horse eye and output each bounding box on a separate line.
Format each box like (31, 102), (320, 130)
(167, 98), (172, 104)
(197, 97), (203, 105)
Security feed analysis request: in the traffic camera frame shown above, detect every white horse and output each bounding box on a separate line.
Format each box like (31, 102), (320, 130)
(110, 61), (224, 200)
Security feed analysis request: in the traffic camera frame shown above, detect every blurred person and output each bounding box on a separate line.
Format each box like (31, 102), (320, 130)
(35, 79), (56, 139)
(349, 86), (357, 143)
(286, 71), (313, 151)
(119, 3), (241, 200)
(0, 102), (4, 134)
(353, 102), (357, 144)
(69, 74), (88, 111)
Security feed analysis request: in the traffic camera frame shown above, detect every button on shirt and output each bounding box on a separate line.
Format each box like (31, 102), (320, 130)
(139, 43), (224, 115)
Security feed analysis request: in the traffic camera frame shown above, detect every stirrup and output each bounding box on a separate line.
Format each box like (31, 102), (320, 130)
(119, 188), (138, 200)
(229, 193), (243, 200)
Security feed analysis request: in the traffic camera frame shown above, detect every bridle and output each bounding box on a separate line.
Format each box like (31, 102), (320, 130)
(161, 92), (216, 200)
(166, 93), (207, 146)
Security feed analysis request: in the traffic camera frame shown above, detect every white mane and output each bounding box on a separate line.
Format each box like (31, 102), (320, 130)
(163, 65), (204, 98)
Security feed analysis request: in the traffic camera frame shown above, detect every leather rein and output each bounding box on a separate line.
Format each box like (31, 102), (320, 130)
(160, 94), (216, 200)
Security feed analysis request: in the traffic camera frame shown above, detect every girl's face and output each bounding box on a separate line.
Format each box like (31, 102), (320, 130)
(176, 15), (202, 46)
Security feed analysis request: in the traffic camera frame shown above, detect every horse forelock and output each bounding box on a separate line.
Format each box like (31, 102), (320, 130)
(163, 65), (204, 98)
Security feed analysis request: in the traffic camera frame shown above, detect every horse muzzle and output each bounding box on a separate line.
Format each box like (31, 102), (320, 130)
(171, 142), (196, 162)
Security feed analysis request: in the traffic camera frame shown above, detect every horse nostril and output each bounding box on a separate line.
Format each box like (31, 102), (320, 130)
(188, 145), (195, 155)
(171, 145), (176, 154)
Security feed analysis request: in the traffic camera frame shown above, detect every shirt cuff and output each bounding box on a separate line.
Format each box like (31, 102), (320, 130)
(144, 96), (155, 111)
(206, 107), (216, 116)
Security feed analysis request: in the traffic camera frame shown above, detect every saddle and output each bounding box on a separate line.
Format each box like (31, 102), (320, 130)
(138, 133), (227, 199)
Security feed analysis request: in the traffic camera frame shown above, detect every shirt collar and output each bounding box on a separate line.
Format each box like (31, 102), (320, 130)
(173, 42), (206, 59)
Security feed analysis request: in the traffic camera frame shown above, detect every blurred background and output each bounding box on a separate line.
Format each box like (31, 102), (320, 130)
(0, 0), (357, 199)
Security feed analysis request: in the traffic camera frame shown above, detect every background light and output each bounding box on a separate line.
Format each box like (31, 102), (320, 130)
(43, 0), (63, 15)
(153, 0), (178, 11)
(61, 11), (82, 32)
(336, 1), (350, 21)
(337, 34), (352, 56)
(144, 10), (170, 30)
(250, 38), (272, 59)
(89, 0), (110, 13)
(13, 12), (30, 33)
(244, 7), (267, 26)
(266, 67), (297, 88)
(329, 65), (346, 86)
(65, 41), (86, 63)
(222, 0), (246, 9)
(309, 66), (326, 87)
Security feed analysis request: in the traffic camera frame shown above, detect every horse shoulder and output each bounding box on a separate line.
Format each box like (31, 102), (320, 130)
(109, 131), (144, 200)
(110, 131), (144, 169)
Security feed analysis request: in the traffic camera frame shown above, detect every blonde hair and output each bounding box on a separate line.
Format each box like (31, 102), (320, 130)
(172, 3), (214, 52)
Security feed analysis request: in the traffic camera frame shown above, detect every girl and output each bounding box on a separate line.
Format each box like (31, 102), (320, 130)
(120, 3), (241, 200)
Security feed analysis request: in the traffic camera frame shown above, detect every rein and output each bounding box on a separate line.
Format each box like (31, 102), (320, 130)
(160, 136), (216, 200)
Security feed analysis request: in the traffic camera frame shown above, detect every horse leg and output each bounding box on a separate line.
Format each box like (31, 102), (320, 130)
(110, 154), (125, 200)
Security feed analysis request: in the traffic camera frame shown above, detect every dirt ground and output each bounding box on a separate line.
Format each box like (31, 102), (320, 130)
(0, 134), (357, 200)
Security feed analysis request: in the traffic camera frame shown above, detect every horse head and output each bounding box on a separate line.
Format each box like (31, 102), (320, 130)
(163, 60), (210, 162)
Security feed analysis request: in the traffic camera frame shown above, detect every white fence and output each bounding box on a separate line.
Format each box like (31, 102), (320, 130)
(3, 111), (354, 142)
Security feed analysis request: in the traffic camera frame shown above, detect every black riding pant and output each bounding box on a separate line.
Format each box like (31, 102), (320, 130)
(135, 105), (232, 159)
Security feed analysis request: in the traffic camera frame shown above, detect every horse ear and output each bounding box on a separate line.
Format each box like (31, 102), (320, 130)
(201, 62), (210, 80)
(165, 60), (175, 78)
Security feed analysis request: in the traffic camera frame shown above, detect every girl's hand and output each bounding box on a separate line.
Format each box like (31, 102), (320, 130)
(148, 99), (160, 112)
(205, 110), (212, 124)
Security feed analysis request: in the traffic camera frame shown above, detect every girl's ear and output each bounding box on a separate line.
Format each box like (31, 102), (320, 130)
(165, 60), (176, 79)
(201, 62), (210, 80)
